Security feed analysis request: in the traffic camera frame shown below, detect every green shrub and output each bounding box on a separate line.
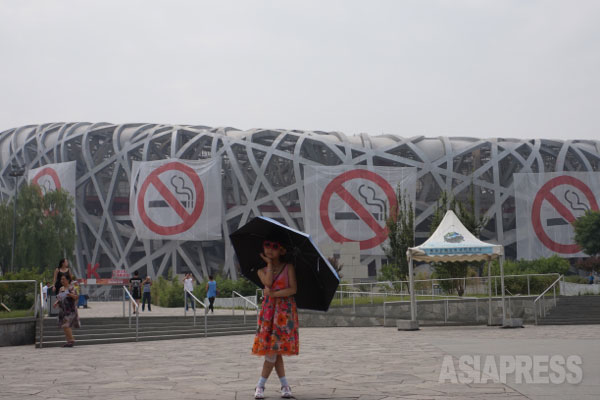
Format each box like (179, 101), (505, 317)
(0, 268), (50, 310)
(487, 256), (568, 295)
(151, 274), (258, 308)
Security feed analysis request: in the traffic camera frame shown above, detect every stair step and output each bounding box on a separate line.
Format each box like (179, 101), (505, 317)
(37, 329), (256, 348)
(38, 325), (256, 341)
(38, 321), (255, 333)
(538, 296), (600, 325)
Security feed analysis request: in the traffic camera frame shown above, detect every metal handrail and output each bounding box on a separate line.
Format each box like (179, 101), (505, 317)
(122, 286), (139, 341)
(232, 291), (258, 308)
(232, 291), (258, 324)
(38, 282), (44, 348)
(339, 273), (561, 288)
(184, 289), (208, 337)
(533, 275), (563, 325)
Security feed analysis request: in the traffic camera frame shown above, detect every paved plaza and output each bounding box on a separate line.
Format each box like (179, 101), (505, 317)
(1, 323), (599, 400)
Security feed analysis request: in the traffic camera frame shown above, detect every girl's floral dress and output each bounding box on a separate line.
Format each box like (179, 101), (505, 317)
(252, 264), (299, 356)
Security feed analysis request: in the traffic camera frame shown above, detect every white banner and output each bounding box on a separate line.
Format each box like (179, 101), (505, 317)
(514, 172), (600, 259)
(28, 161), (77, 217)
(304, 165), (417, 256)
(130, 158), (222, 241)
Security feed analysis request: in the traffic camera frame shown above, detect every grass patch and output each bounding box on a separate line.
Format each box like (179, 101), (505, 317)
(0, 309), (34, 319)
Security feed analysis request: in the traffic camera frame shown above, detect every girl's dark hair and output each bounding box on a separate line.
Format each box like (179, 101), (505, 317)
(57, 258), (68, 269)
(61, 274), (73, 283)
(208, 275), (214, 280)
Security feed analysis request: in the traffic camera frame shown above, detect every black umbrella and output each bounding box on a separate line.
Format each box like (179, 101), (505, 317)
(229, 216), (340, 311)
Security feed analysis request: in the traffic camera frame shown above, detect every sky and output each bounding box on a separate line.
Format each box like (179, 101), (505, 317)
(1, 0), (599, 140)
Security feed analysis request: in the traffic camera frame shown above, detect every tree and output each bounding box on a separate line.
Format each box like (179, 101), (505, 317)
(429, 185), (489, 296)
(381, 187), (414, 282)
(0, 184), (76, 275)
(573, 210), (600, 257)
(0, 203), (12, 273)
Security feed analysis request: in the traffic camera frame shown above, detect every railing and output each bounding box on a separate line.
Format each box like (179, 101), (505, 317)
(0, 279), (39, 316)
(122, 286), (139, 341)
(184, 289), (208, 337)
(336, 291), (391, 313)
(339, 273), (561, 298)
(383, 295), (479, 326)
(533, 275), (563, 325)
(232, 291), (258, 324)
(38, 282), (44, 348)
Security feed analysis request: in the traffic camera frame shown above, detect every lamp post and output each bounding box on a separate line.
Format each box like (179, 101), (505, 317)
(9, 162), (25, 273)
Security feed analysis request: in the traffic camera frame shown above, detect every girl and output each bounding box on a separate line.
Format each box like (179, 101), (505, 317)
(252, 238), (298, 399)
(53, 274), (80, 347)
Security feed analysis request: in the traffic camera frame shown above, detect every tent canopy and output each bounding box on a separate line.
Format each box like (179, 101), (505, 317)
(408, 210), (503, 262)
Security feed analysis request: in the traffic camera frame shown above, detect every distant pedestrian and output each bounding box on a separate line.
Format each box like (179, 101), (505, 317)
(53, 274), (80, 347)
(589, 273), (595, 285)
(142, 276), (152, 311)
(206, 275), (217, 314)
(129, 271), (142, 312)
(42, 281), (51, 311)
(183, 273), (195, 311)
(52, 259), (73, 294)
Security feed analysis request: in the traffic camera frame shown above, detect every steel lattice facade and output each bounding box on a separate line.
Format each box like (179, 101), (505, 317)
(1, 123), (600, 280)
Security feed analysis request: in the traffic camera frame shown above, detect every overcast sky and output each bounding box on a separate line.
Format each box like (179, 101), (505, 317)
(1, 1), (599, 140)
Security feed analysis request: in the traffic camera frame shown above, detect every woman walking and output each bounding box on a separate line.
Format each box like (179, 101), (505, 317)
(53, 274), (80, 347)
(206, 275), (217, 314)
(52, 258), (72, 294)
(252, 238), (298, 399)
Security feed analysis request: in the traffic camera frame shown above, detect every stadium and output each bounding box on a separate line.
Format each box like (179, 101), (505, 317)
(1, 122), (599, 281)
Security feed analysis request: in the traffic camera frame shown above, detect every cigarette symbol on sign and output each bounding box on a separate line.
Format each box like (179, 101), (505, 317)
(545, 190), (590, 226)
(334, 184), (387, 221)
(148, 176), (195, 209)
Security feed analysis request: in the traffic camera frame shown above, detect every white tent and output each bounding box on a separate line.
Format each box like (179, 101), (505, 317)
(406, 210), (505, 325)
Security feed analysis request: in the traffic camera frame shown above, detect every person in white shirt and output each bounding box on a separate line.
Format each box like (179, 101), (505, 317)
(42, 282), (51, 311)
(183, 273), (195, 311)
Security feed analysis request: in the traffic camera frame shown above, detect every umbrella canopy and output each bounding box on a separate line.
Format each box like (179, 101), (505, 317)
(229, 216), (340, 311)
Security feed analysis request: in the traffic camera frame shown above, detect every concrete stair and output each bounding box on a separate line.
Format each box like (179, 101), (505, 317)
(36, 314), (257, 347)
(538, 295), (600, 325)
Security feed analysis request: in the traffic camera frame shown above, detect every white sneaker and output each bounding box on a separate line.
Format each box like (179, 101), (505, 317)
(254, 386), (265, 399)
(281, 386), (292, 398)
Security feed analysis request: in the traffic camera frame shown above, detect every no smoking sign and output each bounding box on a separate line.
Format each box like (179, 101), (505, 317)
(531, 175), (599, 254)
(319, 169), (397, 250)
(136, 162), (205, 236)
(32, 167), (62, 194)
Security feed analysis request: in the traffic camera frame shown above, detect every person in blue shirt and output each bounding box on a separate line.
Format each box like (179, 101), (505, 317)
(206, 275), (217, 314)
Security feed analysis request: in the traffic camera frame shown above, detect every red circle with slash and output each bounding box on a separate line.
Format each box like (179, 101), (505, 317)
(531, 175), (599, 253)
(137, 162), (204, 235)
(32, 167), (62, 191)
(319, 169), (397, 250)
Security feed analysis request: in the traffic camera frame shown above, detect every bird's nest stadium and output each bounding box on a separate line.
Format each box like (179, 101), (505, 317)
(1, 123), (599, 281)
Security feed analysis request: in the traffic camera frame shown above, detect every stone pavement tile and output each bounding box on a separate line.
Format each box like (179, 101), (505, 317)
(2, 325), (599, 399)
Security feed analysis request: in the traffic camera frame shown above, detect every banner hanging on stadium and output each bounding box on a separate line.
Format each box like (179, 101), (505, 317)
(514, 172), (600, 259)
(304, 165), (417, 256)
(28, 161), (77, 219)
(130, 158), (222, 241)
